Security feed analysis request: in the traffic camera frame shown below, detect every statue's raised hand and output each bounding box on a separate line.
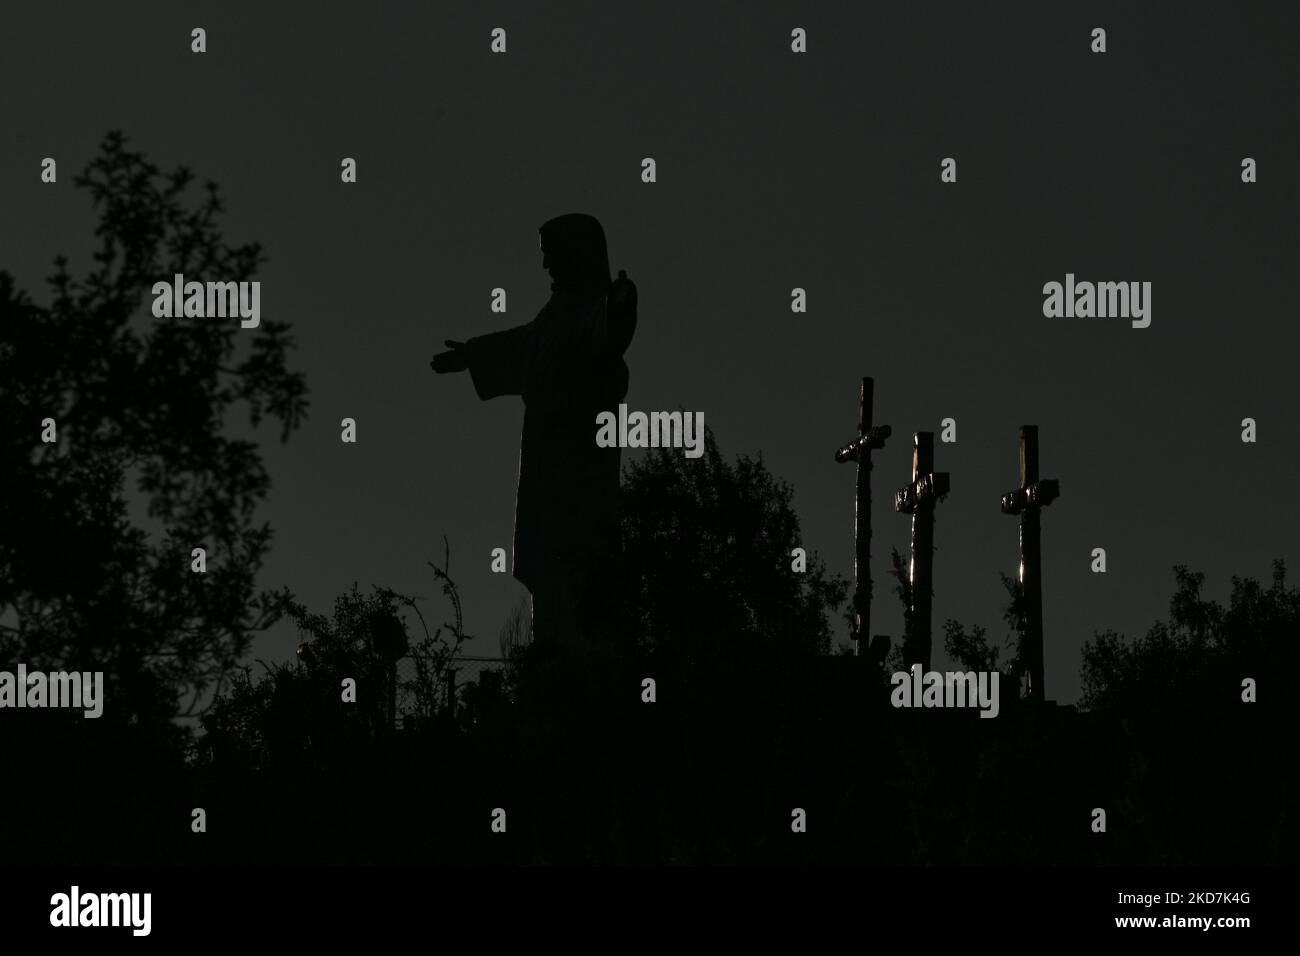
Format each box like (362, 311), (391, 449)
(430, 339), (469, 374)
(609, 269), (637, 313)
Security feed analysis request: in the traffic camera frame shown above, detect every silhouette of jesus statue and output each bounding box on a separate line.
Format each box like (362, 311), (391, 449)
(431, 214), (637, 655)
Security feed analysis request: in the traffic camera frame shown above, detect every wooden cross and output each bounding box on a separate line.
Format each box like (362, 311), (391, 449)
(1000, 426), (1060, 702)
(834, 377), (891, 661)
(894, 432), (949, 671)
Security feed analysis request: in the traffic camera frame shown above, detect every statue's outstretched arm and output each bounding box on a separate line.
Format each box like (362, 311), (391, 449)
(461, 322), (539, 400)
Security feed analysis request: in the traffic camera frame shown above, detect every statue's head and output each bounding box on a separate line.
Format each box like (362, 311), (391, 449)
(539, 213), (611, 293)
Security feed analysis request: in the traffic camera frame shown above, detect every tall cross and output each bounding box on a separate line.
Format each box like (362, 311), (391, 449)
(834, 377), (891, 661)
(1000, 425), (1060, 702)
(894, 432), (949, 671)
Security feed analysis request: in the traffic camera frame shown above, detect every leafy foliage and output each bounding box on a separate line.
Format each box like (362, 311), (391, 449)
(0, 130), (309, 723)
(941, 572), (1024, 683)
(619, 426), (847, 664)
(198, 554), (468, 771)
(1081, 560), (1297, 712)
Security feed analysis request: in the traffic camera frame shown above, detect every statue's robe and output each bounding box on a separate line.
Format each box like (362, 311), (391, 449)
(464, 282), (636, 648)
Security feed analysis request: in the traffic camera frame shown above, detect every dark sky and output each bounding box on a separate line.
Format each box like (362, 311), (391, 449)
(3, 2), (1297, 703)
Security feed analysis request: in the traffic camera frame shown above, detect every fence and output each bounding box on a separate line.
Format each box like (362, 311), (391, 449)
(392, 655), (507, 728)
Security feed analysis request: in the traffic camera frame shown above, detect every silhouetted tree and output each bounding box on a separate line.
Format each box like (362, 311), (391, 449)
(0, 130), (308, 726)
(942, 573), (1023, 684)
(620, 426), (847, 665)
(613, 428), (849, 862)
(1081, 560), (1297, 713)
(1078, 561), (1300, 864)
(942, 620), (1001, 672)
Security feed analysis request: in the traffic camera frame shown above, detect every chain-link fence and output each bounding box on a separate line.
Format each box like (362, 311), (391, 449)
(392, 655), (507, 728)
